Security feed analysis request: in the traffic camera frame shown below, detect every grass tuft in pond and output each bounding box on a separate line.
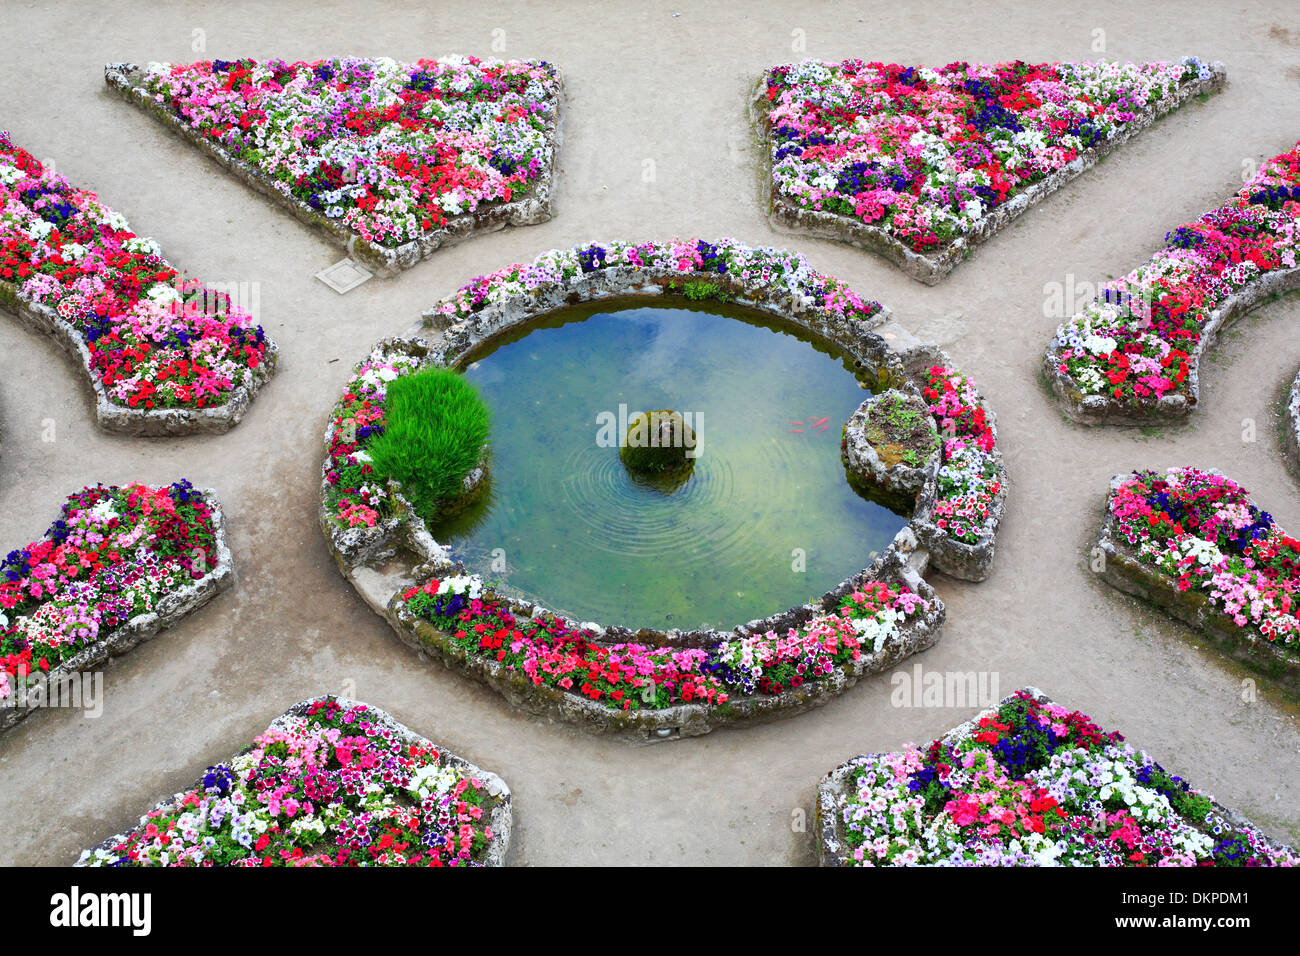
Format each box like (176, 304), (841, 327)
(369, 367), (490, 519)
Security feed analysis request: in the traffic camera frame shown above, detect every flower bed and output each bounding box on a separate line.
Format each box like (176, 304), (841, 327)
(1095, 467), (1300, 690)
(755, 57), (1224, 284)
(816, 688), (1298, 866)
(1047, 143), (1300, 425)
(0, 132), (276, 435)
(1, 481), (233, 733)
(78, 696), (512, 866)
(398, 574), (929, 710)
(105, 55), (563, 276)
(318, 239), (1012, 738)
(841, 349), (1006, 581)
(426, 237), (884, 327)
(910, 351), (1005, 580)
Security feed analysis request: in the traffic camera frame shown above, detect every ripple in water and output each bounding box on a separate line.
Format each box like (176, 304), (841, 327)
(433, 300), (908, 630)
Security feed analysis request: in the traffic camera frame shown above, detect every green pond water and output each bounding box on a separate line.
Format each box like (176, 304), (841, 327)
(432, 298), (909, 630)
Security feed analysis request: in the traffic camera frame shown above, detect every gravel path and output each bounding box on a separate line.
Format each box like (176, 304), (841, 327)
(1, 0), (1297, 865)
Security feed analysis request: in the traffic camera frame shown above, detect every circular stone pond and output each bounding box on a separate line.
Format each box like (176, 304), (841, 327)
(321, 239), (1007, 738)
(433, 298), (910, 630)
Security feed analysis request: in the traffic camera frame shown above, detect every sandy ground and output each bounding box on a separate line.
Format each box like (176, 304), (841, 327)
(1, 0), (1299, 866)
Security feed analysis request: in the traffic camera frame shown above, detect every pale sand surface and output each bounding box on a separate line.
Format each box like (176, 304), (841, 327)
(1, 0), (1298, 864)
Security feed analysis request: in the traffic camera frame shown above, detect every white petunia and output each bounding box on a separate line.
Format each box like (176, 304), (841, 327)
(1081, 334), (1118, 356)
(146, 282), (182, 306)
(125, 236), (163, 258)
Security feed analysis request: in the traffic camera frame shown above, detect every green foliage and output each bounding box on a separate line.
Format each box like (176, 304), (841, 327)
(676, 280), (731, 302)
(368, 368), (490, 520)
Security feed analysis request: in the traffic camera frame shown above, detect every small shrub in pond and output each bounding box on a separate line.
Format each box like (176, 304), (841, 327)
(619, 409), (696, 475)
(368, 368), (490, 519)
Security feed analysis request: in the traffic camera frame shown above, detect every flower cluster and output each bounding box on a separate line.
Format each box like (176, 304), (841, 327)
(836, 690), (1297, 866)
(135, 55), (561, 248)
(1109, 468), (1299, 656)
(322, 345), (425, 529)
(922, 366), (1002, 544)
(0, 132), (270, 410)
(79, 698), (498, 866)
(761, 58), (1209, 252)
(400, 574), (928, 712)
(0, 481), (218, 705)
(1051, 143), (1300, 405)
(706, 583), (930, 696)
(430, 237), (884, 325)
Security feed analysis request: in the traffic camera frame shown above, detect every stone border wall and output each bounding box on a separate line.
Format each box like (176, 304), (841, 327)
(0, 488), (234, 734)
(751, 64), (1226, 285)
(319, 262), (1011, 739)
(105, 61), (564, 278)
(75, 695), (513, 867)
(1095, 470), (1300, 691)
(898, 344), (1007, 582)
(1, 281), (278, 436)
(1045, 264), (1300, 426)
(1286, 367), (1300, 478)
(838, 346), (1007, 582)
(841, 391), (937, 506)
(814, 686), (1297, 866)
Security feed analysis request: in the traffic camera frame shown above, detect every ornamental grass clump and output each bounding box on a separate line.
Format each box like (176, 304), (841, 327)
(367, 368), (490, 520)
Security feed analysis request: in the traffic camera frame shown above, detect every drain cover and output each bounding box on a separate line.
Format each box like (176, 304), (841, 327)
(316, 258), (373, 294)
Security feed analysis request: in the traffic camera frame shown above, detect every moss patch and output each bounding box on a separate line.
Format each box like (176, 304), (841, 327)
(861, 392), (938, 468)
(619, 409), (697, 475)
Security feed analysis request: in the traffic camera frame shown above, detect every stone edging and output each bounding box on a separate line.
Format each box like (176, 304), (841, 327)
(1, 283), (278, 435)
(813, 686), (1297, 866)
(897, 343), (1007, 583)
(319, 258), (1008, 738)
(1286, 368), (1300, 479)
(1045, 264), (1300, 426)
(104, 61), (564, 278)
(839, 345), (1007, 582)
(841, 391), (936, 506)
(75, 695), (513, 866)
(0, 488), (234, 734)
(1095, 470), (1300, 691)
(751, 63), (1226, 285)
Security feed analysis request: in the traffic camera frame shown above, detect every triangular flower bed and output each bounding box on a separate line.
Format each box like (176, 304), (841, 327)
(78, 696), (512, 866)
(0, 133), (276, 434)
(1095, 467), (1300, 691)
(755, 57), (1224, 284)
(816, 688), (1297, 865)
(105, 56), (564, 276)
(0, 480), (233, 734)
(1047, 143), (1300, 425)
